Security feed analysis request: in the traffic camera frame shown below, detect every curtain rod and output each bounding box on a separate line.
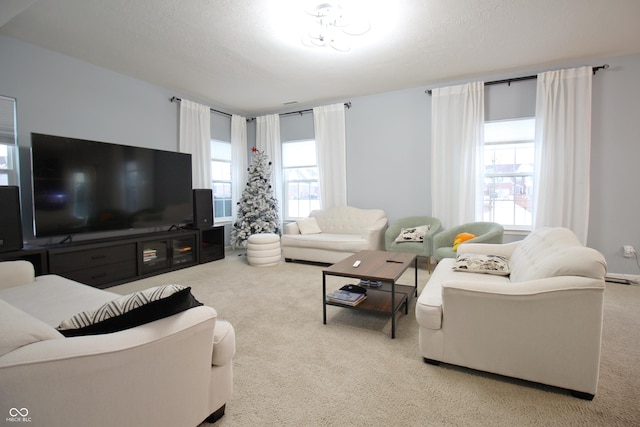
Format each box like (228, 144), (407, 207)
(247, 102), (352, 121)
(425, 64), (609, 95)
(170, 97), (351, 121)
(169, 96), (232, 118)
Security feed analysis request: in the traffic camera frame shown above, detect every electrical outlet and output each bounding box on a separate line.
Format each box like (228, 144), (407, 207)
(623, 245), (636, 258)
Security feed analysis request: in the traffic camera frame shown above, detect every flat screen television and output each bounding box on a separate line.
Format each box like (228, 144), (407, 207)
(31, 133), (193, 238)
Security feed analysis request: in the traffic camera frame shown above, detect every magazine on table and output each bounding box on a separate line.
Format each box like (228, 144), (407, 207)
(326, 289), (367, 306)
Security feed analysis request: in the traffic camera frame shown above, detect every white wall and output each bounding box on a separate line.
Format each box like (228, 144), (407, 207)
(588, 54), (640, 274)
(2, 34), (640, 275)
(274, 54), (640, 275)
(0, 35), (234, 243)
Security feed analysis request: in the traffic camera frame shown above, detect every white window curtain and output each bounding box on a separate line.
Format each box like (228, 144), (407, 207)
(231, 114), (248, 223)
(533, 66), (593, 244)
(256, 114), (283, 227)
(431, 82), (485, 229)
(313, 103), (347, 209)
(179, 99), (211, 189)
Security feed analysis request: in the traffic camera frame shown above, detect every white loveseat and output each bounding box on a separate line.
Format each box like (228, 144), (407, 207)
(0, 261), (235, 427)
(281, 205), (388, 264)
(416, 227), (607, 399)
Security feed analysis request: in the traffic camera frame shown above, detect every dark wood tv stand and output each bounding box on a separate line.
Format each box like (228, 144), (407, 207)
(0, 227), (225, 289)
(186, 226), (225, 264)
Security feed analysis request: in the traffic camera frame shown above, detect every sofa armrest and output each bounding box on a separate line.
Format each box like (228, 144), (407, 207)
(0, 305), (219, 366)
(457, 241), (520, 258)
(0, 260), (35, 289)
(0, 306), (226, 427)
(284, 222), (300, 235)
(443, 275), (604, 296)
(361, 217), (388, 250)
(212, 319), (236, 366)
(440, 275), (605, 394)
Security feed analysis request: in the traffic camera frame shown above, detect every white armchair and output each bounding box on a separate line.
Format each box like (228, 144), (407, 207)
(0, 261), (235, 426)
(416, 227), (607, 399)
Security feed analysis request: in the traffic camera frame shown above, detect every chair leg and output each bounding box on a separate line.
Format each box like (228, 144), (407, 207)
(427, 256), (431, 274)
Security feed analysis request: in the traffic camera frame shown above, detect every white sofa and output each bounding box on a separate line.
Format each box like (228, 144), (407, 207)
(0, 261), (235, 427)
(281, 205), (388, 264)
(416, 227), (607, 399)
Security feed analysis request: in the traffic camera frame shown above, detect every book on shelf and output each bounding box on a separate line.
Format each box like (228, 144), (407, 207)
(326, 289), (367, 306)
(143, 248), (158, 262)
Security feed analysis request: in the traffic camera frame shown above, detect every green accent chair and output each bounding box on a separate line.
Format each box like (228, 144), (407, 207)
(384, 216), (441, 273)
(433, 221), (504, 262)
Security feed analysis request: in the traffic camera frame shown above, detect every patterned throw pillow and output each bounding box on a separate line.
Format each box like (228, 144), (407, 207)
(395, 225), (431, 243)
(57, 284), (203, 337)
(453, 253), (510, 276)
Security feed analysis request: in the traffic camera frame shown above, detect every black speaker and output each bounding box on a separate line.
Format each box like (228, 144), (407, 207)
(192, 189), (214, 227)
(0, 186), (23, 252)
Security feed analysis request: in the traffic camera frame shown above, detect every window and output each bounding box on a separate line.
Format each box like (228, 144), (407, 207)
(0, 96), (18, 186)
(282, 139), (321, 219)
(211, 139), (232, 221)
(482, 118), (535, 230)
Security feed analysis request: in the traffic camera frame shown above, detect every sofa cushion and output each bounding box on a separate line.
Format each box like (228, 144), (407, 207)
(0, 299), (63, 357)
(453, 253), (510, 276)
(281, 233), (368, 253)
(394, 225), (430, 243)
(513, 247), (607, 283)
(296, 217), (322, 235)
(57, 284), (203, 337)
(509, 227), (607, 283)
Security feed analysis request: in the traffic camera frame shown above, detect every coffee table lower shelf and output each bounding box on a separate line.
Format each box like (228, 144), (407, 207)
(325, 287), (410, 314)
(324, 284), (413, 338)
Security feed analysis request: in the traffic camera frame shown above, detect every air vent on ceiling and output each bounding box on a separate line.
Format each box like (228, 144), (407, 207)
(282, 101), (299, 106)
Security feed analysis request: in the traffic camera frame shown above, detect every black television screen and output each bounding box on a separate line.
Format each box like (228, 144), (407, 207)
(31, 133), (193, 237)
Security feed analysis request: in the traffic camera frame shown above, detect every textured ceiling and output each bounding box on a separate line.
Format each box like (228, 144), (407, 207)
(1, 0), (640, 115)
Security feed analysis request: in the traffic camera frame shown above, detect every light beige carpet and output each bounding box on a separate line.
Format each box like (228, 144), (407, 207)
(111, 250), (640, 426)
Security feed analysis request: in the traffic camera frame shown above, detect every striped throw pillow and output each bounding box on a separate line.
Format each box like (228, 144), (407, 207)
(57, 284), (202, 337)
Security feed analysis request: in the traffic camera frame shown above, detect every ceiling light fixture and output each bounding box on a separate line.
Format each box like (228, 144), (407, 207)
(301, 3), (370, 53)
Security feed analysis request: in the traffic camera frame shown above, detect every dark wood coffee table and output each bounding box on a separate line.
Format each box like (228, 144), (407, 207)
(322, 250), (418, 338)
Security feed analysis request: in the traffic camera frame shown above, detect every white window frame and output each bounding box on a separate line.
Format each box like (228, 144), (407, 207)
(282, 139), (321, 220)
(0, 96), (18, 186)
(482, 117), (535, 231)
(211, 139), (232, 222)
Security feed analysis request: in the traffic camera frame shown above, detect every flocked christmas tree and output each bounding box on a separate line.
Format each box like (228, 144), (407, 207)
(230, 147), (280, 249)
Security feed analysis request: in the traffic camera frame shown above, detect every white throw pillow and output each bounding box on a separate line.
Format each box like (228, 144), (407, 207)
(0, 299), (63, 357)
(296, 217), (322, 235)
(453, 253), (510, 276)
(395, 225), (430, 243)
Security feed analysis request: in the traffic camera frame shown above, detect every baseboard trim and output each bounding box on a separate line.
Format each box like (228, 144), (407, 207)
(605, 273), (640, 285)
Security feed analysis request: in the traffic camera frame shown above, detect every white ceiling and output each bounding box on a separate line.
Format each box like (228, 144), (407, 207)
(2, 0), (640, 115)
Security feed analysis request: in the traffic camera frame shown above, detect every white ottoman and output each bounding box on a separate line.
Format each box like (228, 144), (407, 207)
(247, 233), (281, 267)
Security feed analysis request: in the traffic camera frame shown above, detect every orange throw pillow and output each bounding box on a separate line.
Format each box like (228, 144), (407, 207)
(452, 232), (476, 251)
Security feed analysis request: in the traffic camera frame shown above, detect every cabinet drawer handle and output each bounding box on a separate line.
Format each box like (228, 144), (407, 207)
(90, 255), (106, 260)
(92, 273), (107, 279)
